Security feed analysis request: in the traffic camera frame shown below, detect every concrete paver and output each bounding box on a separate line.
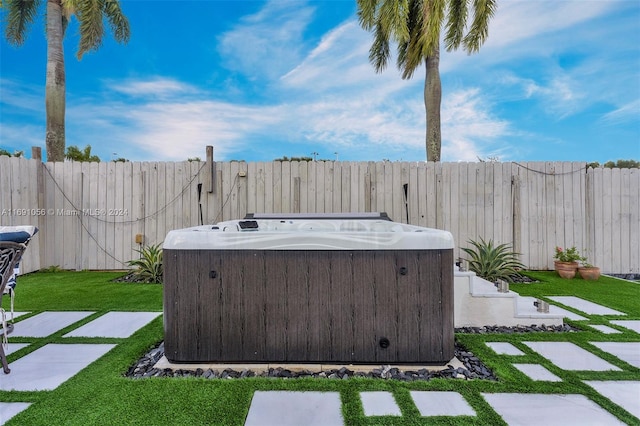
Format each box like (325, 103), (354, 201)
(0, 343), (116, 391)
(11, 311), (94, 337)
(0, 402), (31, 426)
(584, 381), (640, 419)
(244, 391), (343, 426)
(63, 312), (161, 338)
(547, 297), (625, 316)
(3, 312), (28, 321)
(512, 364), (562, 382)
(610, 320), (640, 334)
(409, 391), (476, 417)
(523, 341), (621, 371)
(481, 393), (625, 426)
(588, 324), (622, 334)
(590, 341), (640, 368)
(486, 342), (525, 355)
(360, 391), (402, 416)
(3, 343), (28, 356)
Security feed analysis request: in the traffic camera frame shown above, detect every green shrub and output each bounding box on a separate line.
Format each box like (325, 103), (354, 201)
(40, 265), (63, 273)
(127, 244), (163, 283)
(462, 238), (525, 283)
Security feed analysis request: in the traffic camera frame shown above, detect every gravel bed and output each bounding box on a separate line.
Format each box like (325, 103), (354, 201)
(125, 341), (497, 381)
(455, 324), (578, 334)
(126, 323), (577, 382)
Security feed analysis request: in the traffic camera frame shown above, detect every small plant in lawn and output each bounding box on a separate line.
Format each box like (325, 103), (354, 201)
(462, 238), (525, 283)
(40, 265), (63, 273)
(128, 244), (163, 283)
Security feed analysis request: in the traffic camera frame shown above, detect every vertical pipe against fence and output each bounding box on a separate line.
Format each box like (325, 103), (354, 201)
(512, 173), (521, 257)
(207, 146), (215, 193)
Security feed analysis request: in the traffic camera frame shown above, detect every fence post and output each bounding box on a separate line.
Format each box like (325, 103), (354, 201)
(31, 147), (42, 161)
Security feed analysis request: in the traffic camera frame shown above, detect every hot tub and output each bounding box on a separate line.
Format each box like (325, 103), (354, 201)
(163, 213), (454, 365)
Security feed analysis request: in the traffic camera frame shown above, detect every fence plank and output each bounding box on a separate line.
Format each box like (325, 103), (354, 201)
(629, 168), (640, 274)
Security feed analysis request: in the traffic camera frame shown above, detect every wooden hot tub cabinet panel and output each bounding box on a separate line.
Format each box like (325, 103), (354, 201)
(163, 248), (454, 364)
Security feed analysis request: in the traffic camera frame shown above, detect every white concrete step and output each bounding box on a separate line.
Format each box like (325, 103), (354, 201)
(454, 269), (564, 327)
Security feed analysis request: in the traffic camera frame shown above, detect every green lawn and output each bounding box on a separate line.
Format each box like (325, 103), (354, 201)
(1, 271), (639, 425)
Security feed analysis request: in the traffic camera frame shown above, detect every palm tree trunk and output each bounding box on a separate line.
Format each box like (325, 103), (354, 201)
(45, 0), (66, 162)
(424, 41), (442, 162)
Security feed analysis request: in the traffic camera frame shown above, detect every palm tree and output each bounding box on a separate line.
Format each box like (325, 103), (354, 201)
(357, 0), (496, 161)
(2, 0), (130, 162)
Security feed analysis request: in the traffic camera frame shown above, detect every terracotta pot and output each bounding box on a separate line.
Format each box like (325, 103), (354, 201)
(554, 261), (578, 279)
(578, 267), (601, 281)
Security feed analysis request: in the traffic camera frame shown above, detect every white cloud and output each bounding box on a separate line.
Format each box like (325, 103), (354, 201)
(481, 0), (616, 50)
(600, 100), (640, 125)
(109, 77), (197, 97)
(67, 92), (287, 161)
(0, 78), (43, 112)
(497, 69), (589, 119)
(440, 89), (509, 161)
(0, 123), (43, 151)
(217, 0), (316, 80)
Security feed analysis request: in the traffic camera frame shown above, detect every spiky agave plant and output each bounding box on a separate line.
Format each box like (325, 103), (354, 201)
(127, 243), (163, 283)
(461, 238), (525, 283)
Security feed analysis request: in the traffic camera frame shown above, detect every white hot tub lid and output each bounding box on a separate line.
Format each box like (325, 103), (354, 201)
(164, 218), (454, 250)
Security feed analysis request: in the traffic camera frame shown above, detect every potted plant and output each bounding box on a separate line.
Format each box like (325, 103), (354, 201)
(578, 258), (601, 281)
(553, 246), (582, 279)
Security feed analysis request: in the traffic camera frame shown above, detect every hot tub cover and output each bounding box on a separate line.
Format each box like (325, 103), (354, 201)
(164, 218), (454, 251)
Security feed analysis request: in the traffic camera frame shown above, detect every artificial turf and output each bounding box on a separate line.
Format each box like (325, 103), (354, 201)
(1, 270), (638, 425)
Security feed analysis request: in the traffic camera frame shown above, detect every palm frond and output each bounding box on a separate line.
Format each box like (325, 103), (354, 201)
(4, 0), (41, 46)
(102, 0), (129, 44)
(76, 0), (104, 59)
(418, 0), (445, 58)
(371, 20), (391, 72)
(356, 0), (379, 30)
(461, 0), (496, 53)
(444, 0), (467, 51)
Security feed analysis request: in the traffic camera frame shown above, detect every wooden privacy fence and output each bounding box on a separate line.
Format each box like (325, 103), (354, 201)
(1, 157), (638, 274)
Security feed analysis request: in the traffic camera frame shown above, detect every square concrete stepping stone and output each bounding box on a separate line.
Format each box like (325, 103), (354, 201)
(245, 391), (343, 426)
(486, 342), (525, 356)
(584, 380), (640, 419)
(11, 312), (94, 337)
(63, 312), (161, 338)
(512, 364), (562, 382)
(3, 342), (28, 356)
(590, 341), (640, 368)
(0, 343), (116, 391)
(548, 296), (625, 316)
(410, 391), (476, 417)
(4, 312), (29, 320)
(0, 402), (31, 425)
(610, 320), (640, 334)
(481, 393), (625, 425)
(523, 341), (621, 371)
(589, 324), (622, 334)
(360, 391), (401, 416)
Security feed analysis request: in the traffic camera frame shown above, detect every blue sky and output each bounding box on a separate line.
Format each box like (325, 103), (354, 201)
(1, 0), (639, 162)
